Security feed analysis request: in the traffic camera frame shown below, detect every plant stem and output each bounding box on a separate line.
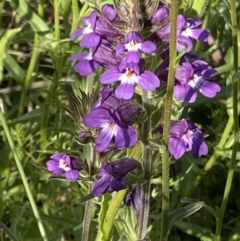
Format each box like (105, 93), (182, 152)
(54, 0), (60, 43)
(71, 0), (80, 34)
(81, 144), (96, 241)
(138, 91), (151, 240)
(18, 0), (44, 117)
(215, 0), (239, 239)
(160, 0), (178, 240)
(0, 109), (48, 241)
(81, 184), (93, 241)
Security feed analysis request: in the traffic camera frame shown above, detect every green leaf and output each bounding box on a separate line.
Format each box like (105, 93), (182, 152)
(6, 109), (43, 125)
(168, 201), (204, 228)
(188, 0), (209, 18)
(174, 220), (215, 241)
(7, 0), (50, 33)
(0, 28), (22, 82)
(4, 54), (25, 84)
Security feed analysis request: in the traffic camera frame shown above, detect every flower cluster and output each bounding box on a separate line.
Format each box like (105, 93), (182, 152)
(46, 2), (221, 201)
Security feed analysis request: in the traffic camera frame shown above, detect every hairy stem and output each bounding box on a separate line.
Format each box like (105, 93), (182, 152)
(81, 145), (96, 241)
(160, 1), (178, 240)
(215, 0), (239, 239)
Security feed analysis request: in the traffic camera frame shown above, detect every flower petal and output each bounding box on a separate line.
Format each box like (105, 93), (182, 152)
(138, 71), (160, 91)
(192, 138), (208, 158)
(174, 85), (197, 102)
(100, 67), (121, 84)
(116, 43), (126, 56)
(115, 83), (135, 100)
(95, 127), (115, 152)
(70, 28), (84, 39)
(115, 126), (138, 150)
(177, 35), (193, 52)
(126, 51), (140, 64)
(74, 60), (99, 76)
(169, 137), (186, 159)
(187, 29), (209, 41)
(66, 170), (79, 180)
(140, 41), (156, 54)
(199, 80), (221, 98)
(83, 108), (110, 128)
(80, 33), (101, 48)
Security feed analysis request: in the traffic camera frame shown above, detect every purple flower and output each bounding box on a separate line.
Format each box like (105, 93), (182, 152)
(69, 40), (121, 76)
(174, 62), (220, 102)
(100, 60), (160, 100)
(126, 186), (142, 214)
(116, 31), (156, 64)
(46, 153), (85, 180)
(70, 11), (118, 48)
(82, 107), (138, 152)
(102, 4), (117, 21)
(153, 11), (209, 52)
(71, 11), (101, 48)
(169, 119), (208, 159)
(93, 158), (140, 197)
(69, 52), (99, 76)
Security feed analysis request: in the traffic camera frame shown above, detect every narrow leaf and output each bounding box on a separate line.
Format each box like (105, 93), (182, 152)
(168, 201), (204, 228)
(0, 28), (21, 82)
(7, 0), (50, 33)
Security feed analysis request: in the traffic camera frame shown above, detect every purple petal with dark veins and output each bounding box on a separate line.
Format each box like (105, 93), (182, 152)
(187, 29), (209, 41)
(95, 127), (115, 152)
(138, 71), (160, 91)
(140, 41), (156, 54)
(116, 43), (126, 56)
(108, 158), (140, 179)
(100, 67), (121, 84)
(115, 126), (138, 150)
(185, 17), (202, 28)
(102, 4), (117, 21)
(92, 165), (111, 196)
(177, 35), (193, 52)
(177, 14), (186, 33)
(174, 85), (197, 102)
(69, 52), (90, 60)
(199, 80), (221, 98)
(94, 42), (120, 67)
(46, 160), (61, 173)
(108, 179), (126, 192)
(88, 11), (97, 27)
(50, 152), (67, 161)
(95, 18), (118, 37)
(80, 33), (101, 48)
(169, 137), (186, 159)
(74, 60), (99, 76)
(115, 83), (135, 100)
(170, 119), (188, 137)
(70, 28), (84, 39)
(126, 31), (142, 42)
(151, 7), (169, 26)
(192, 138), (208, 158)
(126, 51), (140, 64)
(175, 63), (194, 83)
(66, 170), (79, 180)
(83, 108), (110, 128)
